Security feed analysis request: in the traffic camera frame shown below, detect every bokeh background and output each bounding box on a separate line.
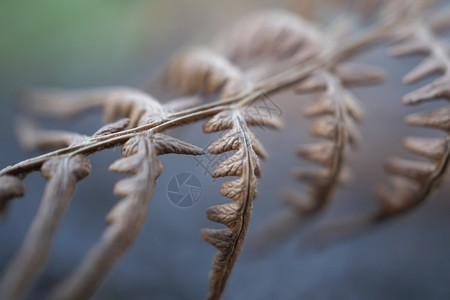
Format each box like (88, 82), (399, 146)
(1, 1), (450, 299)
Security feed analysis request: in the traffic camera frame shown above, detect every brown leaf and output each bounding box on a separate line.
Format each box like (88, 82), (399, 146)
(403, 137), (448, 162)
(206, 202), (240, 227)
(335, 63), (385, 86)
(201, 110), (262, 300)
(213, 10), (322, 65)
(164, 47), (245, 99)
(403, 57), (444, 84)
(403, 78), (450, 105)
(23, 87), (165, 128)
(385, 157), (435, 183)
(0, 176), (25, 213)
(152, 133), (204, 156)
(302, 93), (337, 117)
(309, 116), (360, 146)
(17, 118), (87, 151)
(242, 106), (284, 129)
(121, 133), (203, 158)
(376, 177), (419, 217)
(290, 167), (331, 185)
(282, 190), (317, 213)
(211, 149), (246, 178)
(388, 39), (430, 57)
(208, 129), (241, 154)
(0, 156), (90, 300)
(203, 111), (234, 133)
(49, 136), (161, 300)
(201, 228), (234, 253)
(92, 119), (130, 137)
(294, 73), (328, 93)
(406, 106), (450, 132)
(343, 91), (365, 122)
(297, 142), (335, 167)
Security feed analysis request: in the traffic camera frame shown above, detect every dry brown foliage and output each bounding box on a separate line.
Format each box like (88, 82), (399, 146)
(0, 1), (449, 299)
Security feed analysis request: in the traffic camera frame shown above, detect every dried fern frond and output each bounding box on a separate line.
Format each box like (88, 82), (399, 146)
(201, 105), (282, 300)
(0, 119), (131, 216)
(163, 47), (247, 99)
(1, 92), (204, 299)
(16, 118), (89, 151)
(0, 175), (25, 214)
(16, 118), (130, 152)
(0, 155), (91, 300)
(48, 132), (202, 300)
(2, 2), (447, 298)
(254, 39), (384, 251)
(376, 19), (450, 219)
(0, 119), (142, 298)
(295, 63), (385, 91)
(212, 10), (324, 81)
(22, 87), (202, 127)
(285, 68), (381, 212)
(300, 10), (450, 247)
(164, 10), (325, 99)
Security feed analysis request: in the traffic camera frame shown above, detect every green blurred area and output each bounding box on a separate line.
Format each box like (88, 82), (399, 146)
(0, 0), (244, 104)
(0, 0), (149, 70)
(0, 0), (174, 102)
(0, 0), (282, 103)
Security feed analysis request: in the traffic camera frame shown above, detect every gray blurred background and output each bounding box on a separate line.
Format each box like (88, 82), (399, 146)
(1, 1), (450, 299)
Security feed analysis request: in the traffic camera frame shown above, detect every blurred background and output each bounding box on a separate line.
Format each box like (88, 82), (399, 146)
(1, 1), (450, 299)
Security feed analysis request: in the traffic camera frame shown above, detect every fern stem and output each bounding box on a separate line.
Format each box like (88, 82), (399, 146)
(0, 156), (90, 300)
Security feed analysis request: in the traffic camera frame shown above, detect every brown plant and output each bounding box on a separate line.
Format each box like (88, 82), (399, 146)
(0, 1), (449, 299)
